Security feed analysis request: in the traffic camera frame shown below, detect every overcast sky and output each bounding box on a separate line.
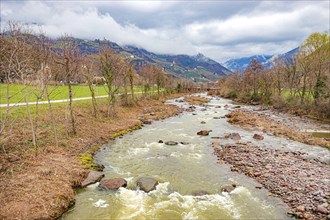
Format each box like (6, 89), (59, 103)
(1, 0), (329, 62)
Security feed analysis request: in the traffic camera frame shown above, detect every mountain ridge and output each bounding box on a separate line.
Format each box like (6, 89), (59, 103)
(223, 47), (300, 72)
(69, 38), (232, 82)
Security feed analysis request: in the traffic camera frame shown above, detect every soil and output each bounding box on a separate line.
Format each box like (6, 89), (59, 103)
(0, 94), (183, 219)
(213, 142), (330, 220)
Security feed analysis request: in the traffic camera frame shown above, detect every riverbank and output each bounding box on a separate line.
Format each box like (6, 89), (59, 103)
(0, 94), (183, 219)
(213, 142), (330, 219)
(212, 99), (330, 219)
(225, 110), (330, 149)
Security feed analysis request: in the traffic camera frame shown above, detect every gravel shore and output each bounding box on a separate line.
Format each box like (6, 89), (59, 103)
(213, 142), (330, 220)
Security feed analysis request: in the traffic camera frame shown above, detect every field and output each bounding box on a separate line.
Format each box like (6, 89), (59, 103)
(0, 84), (144, 104)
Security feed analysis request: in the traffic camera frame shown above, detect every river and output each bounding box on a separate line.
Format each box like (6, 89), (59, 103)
(62, 94), (329, 219)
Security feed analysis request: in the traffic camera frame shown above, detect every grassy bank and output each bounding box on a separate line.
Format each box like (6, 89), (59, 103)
(0, 93), (183, 219)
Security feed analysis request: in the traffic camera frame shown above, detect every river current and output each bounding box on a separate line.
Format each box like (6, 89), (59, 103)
(63, 94), (329, 219)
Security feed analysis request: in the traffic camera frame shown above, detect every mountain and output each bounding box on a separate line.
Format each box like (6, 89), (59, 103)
(68, 38), (232, 82)
(224, 55), (272, 72)
(223, 47), (299, 72)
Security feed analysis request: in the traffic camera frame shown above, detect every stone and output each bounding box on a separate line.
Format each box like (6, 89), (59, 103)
(201, 121), (206, 124)
(192, 190), (210, 196)
(317, 204), (329, 214)
(180, 141), (190, 145)
(213, 117), (221, 119)
(158, 140), (164, 143)
(81, 170), (104, 187)
(221, 184), (237, 193)
(211, 142), (221, 147)
(165, 141), (178, 146)
(7, 155), (20, 162)
(143, 119), (153, 125)
(229, 133), (241, 140)
(99, 178), (127, 190)
(197, 130), (210, 136)
(136, 177), (158, 193)
(253, 134), (264, 140)
(296, 205), (305, 212)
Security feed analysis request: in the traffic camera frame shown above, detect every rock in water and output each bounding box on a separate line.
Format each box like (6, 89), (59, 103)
(253, 134), (264, 140)
(165, 141), (178, 145)
(136, 177), (158, 192)
(99, 178), (127, 190)
(81, 170), (105, 187)
(192, 190), (210, 196)
(221, 184), (237, 193)
(197, 130), (210, 136)
(229, 133), (241, 140)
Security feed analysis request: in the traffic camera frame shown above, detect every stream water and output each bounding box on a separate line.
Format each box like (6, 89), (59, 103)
(63, 94), (329, 219)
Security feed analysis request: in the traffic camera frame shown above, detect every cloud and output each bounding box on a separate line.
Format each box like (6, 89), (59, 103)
(1, 1), (329, 62)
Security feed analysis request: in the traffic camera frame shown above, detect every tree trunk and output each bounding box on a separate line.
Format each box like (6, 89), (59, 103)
(67, 81), (76, 135)
(24, 83), (37, 147)
(45, 87), (59, 147)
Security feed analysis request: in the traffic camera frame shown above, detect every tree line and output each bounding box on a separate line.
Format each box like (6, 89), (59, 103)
(0, 22), (197, 156)
(215, 32), (330, 118)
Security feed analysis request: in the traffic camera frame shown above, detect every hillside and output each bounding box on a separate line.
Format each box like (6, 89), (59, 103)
(223, 47), (299, 72)
(71, 38), (232, 82)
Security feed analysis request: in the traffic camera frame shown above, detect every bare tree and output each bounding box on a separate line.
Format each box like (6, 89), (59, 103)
(99, 46), (122, 117)
(82, 57), (98, 117)
(54, 35), (81, 135)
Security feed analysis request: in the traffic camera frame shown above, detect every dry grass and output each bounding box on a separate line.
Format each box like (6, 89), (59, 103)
(226, 110), (330, 149)
(0, 94), (182, 219)
(183, 96), (209, 105)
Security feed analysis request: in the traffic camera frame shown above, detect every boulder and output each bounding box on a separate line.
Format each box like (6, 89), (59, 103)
(99, 178), (127, 190)
(165, 141), (178, 146)
(136, 177), (158, 192)
(192, 190), (210, 196)
(81, 170), (105, 187)
(197, 130), (210, 136)
(229, 133), (241, 140)
(221, 184), (237, 193)
(253, 134), (264, 140)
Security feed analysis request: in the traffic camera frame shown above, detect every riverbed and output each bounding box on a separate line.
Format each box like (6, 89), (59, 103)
(63, 94), (329, 219)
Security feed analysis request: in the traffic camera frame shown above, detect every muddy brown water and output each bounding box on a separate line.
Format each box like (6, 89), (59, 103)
(62, 94), (329, 219)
